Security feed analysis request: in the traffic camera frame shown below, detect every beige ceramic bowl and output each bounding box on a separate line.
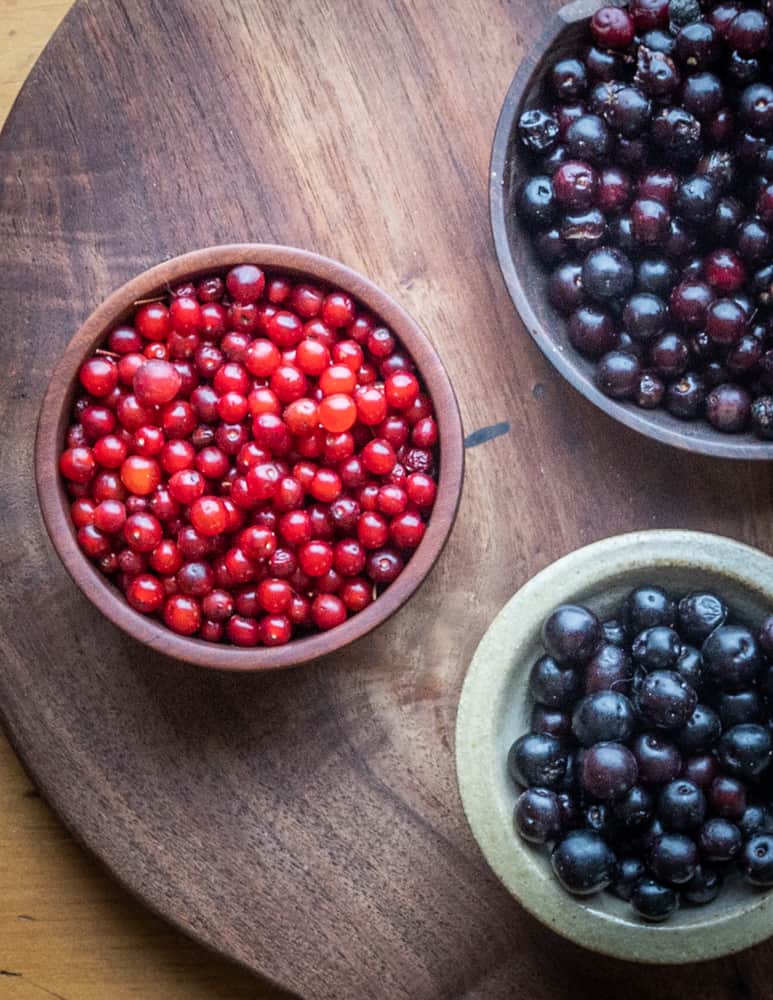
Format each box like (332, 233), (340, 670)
(456, 530), (773, 963)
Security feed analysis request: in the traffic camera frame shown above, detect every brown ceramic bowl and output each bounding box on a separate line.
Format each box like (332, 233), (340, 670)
(490, 0), (773, 461)
(35, 244), (464, 671)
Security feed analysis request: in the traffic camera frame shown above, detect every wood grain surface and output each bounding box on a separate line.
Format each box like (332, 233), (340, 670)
(0, 4), (283, 997)
(0, 1), (772, 998)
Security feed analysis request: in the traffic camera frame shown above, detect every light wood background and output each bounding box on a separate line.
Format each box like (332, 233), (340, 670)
(0, 3), (281, 996)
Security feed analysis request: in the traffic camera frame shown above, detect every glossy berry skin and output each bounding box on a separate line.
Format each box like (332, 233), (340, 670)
(571, 691), (636, 747)
(632, 879), (678, 922)
(717, 724), (772, 779)
(682, 864), (722, 905)
(678, 592), (727, 643)
(636, 670), (698, 730)
(624, 586), (675, 635)
(590, 6), (634, 49)
(514, 788), (562, 843)
(508, 733), (567, 790)
(741, 835), (773, 886)
(584, 642), (633, 694)
(581, 742), (638, 800)
(551, 830), (617, 895)
(528, 655), (581, 708)
(702, 625), (761, 691)
(631, 732), (682, 786)
(657, 779), (706, 832)
(542, 605), (601, 664)
(649, 832), (698, 884)
(632, 627), (681, 670)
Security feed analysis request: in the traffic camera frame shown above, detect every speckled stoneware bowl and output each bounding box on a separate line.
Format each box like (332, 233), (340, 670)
(456, 530), (773, 963)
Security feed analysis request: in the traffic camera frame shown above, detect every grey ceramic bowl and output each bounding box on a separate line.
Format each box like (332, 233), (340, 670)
(456, 530), (773, 963)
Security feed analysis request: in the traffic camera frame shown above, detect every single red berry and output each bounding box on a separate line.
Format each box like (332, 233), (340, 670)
(80, 406), (116, 443)
(163, 594), (201, 635)
(161, 400), (196, 438)
(289, 593), (312, 625)
(169, 296), (202, 336)
(60, 446), (96, 483)
(135, 302), (171, 341)
(323, 431), (354, 464)
(332, 340), (364, 373)
(79, 356), (118, 397)
(240, 524), (277, 560)
(71, 497), (96, 527)
(284, 397), (319, 435)
(245, 338), (281, 377)
(321, 292), (355, 328)
(161, 439), (196, 474)
(118, 549), (146, 576)
(310, 468), (342, 503)
(176, 560), (215, 597)
(357, 511), (389, 549)
(77, 523), (111, 558)
(202, 589), (234, 622)
(367, 327), (395, 358)
(590, 5), (635, 48)
(270, 364), (308, 404)
(704, 248), (747, 294)
(412, 416), (438, 447)
(340, 577), (374, 611)
(362, 438), (396, 475)
(200, 302), (227, 338)
(148, 539), (183, 575)
(108, 325), (143, 354)
(168, 468), (205, 504)
(189, 495), (228, 537)
(258, 613), (292, 646)
(123, 511), (163, 552)
(366, 548), (404, 584)
(133, 358), (182, 407)
(298, 539), (334, 576)
(93, 499), (126, 534)
(333, 538), (367, 576)
(354, 385), (387, 426)
(120, 455), (161, 495)
(226, 264), (265, 303)
(257, 578), (293, 614)
(311, 593), (347, 630)
(266, 310), (304, 348)
(377, 484), (408, 516)
(390, 511), (426, 549)
(126, 573), (165, 614)
(406, 472), (437, 508)
(279, 510), (312, 546)
(290, 284), (325, 318)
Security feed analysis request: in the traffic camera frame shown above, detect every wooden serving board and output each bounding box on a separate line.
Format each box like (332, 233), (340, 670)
(1, 1), (772, 996)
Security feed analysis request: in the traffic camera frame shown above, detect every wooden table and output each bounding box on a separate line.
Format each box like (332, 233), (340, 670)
(0, 5), (280, 997)
(2, 1), (772, 998)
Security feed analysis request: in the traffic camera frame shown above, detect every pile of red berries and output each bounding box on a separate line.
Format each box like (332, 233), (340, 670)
(59, 265), (439, 646)
(516, 0), (773, 437)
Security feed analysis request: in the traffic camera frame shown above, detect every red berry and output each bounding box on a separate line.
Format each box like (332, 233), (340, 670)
(123, 512), (163, 552)
(60, 446), (95, 483)
(240, 525), (277, 560)
(340, 577), (373, 611)
(80, 356), (118, 397)
(362, 438), (396, 475)
(120, 455), (161, 495)
(226, 264), (265, 303)
(149, 539), (183, 575)
(77, 524), (111, 559)
(163, 594), (201, 635)
(136, 302), (171, 341)
(298, 540), (334, 576)
(590, 6), (635, 48)
(71, 497), (96, 527)
(127, 573), (165, 614)
(108, 325), (143, 354)
(390, 511), (426, 549)
(94, 499), (126, 534)
(133, 359), (182, 407)
(321, 292), (355, 328)
(366, 548), (404, 584)
(189, 495), (228, 537)
(357, 511), (389, 549)
(258, 613), (292, 646)
(311, 593), (347, 630)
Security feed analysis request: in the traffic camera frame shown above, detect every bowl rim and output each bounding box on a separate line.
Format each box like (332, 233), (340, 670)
(455, 529), (773, 963)
(35, 243), (464, 671)
(489, 2), (773, 461)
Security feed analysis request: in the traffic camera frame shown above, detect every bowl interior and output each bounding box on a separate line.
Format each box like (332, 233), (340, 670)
(491, 9), (773, 459)
(37, 245), (463, 670)
(456, 531), (773, 963)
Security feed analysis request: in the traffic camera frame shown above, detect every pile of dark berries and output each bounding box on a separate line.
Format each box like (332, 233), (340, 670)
(515, 0), (773, 438)
(509, 587), (773, 922)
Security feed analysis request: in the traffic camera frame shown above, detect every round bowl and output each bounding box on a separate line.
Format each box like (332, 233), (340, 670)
(456, 530), (773, 963)
(36, 244), (464, 671)
(490, 0), (773, 461)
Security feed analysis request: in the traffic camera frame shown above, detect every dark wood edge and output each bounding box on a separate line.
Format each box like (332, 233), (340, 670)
(489, 6), (773, 461)
(35, 244), (465, 672)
